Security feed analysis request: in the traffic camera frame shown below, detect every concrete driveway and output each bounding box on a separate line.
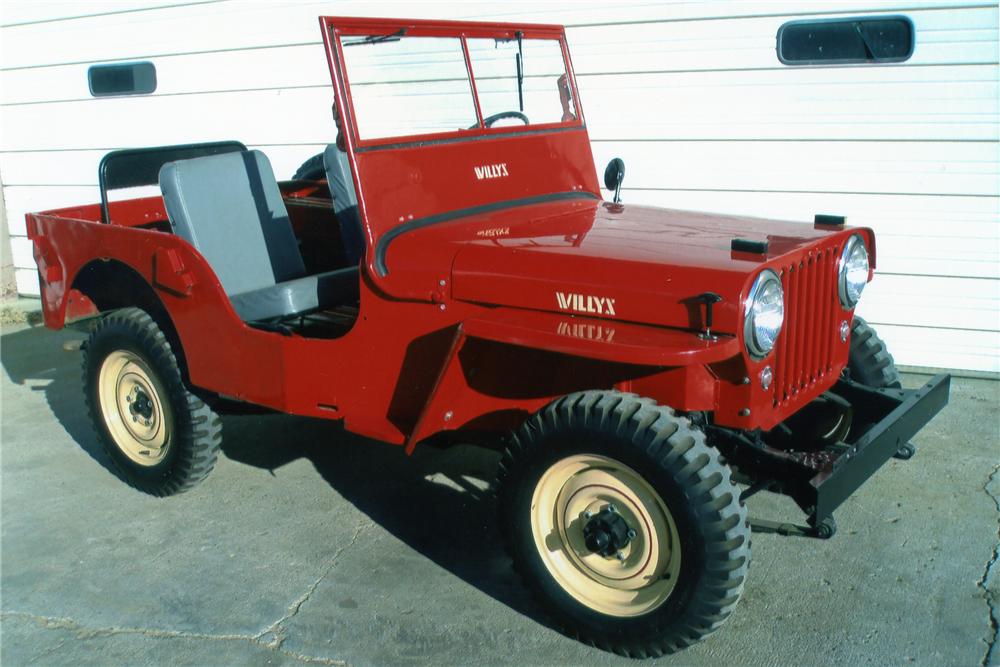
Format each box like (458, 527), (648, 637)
(2, 322), (997, 666)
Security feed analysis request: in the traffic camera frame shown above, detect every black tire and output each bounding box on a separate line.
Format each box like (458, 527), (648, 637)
(83, 308), (221, 496)
(848, 316), (901, 388)
(292, 153), (325, 181)
(496, 391), (750, 657)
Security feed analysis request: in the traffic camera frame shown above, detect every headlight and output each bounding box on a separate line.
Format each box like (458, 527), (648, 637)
(744, 269), (784, 359)
(838, 234), (869, 309)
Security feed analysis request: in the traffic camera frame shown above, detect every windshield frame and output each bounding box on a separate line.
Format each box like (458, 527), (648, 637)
(322, 17), (585, 152)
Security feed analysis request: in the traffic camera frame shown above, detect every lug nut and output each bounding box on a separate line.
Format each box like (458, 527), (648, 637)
(583, 511), (593, 520)
(616, 551), (626, 562)
(607, 504), (618, 513)
(627, 528), (637, 540)
(132, 416), (138, 422)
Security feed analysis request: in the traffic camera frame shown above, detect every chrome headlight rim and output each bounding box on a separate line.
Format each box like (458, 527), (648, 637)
(838, 234), (869, 310)
(743, 268), (784, 360)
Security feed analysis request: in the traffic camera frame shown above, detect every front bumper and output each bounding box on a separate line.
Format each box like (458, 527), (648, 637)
(806, 374), (951, 525)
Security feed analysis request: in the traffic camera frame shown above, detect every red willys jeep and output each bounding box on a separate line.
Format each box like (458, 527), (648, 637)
(27, 16), (949, 657)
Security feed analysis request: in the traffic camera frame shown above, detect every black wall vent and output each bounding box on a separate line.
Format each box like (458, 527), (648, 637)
(88, 62), (157, 97)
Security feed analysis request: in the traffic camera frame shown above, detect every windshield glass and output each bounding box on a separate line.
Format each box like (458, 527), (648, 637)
(340, 36), (478, 140)
(338, 32), (577, 144)
(466, 37), (576, 126)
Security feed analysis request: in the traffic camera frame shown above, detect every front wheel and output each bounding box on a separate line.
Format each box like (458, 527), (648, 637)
(496, 391), (750, 657)
(83, 308), (222, 496)
(848, 316), (901, 388)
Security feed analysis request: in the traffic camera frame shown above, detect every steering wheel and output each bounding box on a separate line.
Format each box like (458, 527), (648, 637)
(478, 111), (530, 128)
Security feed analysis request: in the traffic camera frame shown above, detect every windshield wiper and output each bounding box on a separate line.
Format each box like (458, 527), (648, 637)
(343, 28), (406, 47)
(515, 31), (524, 112)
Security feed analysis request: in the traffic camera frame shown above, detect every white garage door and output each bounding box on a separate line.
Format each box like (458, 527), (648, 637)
(1, 1), (997, 372)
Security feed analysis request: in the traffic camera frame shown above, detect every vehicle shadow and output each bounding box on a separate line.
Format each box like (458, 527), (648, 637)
(220, 412), (546, 624)
(0, 323), (549, 630)
(0, 324), (115, 473)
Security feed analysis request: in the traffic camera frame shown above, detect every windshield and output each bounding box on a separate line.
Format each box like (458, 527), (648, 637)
(338, 32), (578, 144)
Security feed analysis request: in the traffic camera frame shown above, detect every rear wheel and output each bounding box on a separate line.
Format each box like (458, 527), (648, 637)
(83, 308), (221, 495)
(496, 391), (750, 657)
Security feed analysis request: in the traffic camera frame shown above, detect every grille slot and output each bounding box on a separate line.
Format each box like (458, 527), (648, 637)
(773, 243), (841, 407)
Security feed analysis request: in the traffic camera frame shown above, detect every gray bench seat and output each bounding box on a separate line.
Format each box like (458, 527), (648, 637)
(159, 149), (357, 322)
(229, 269), (358, 322)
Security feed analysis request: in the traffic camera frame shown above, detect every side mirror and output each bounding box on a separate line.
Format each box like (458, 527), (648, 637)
(603, 158), (625, 204)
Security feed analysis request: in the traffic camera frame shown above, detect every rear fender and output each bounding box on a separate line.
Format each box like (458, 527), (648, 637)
(28, 214), (285, 407)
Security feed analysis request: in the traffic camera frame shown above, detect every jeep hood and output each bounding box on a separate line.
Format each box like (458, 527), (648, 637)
(448, 200), (857, 335)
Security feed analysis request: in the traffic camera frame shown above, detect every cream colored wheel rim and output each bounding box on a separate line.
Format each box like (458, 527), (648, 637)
(97, 350), (172, 466)
(530, 454), (682, 617)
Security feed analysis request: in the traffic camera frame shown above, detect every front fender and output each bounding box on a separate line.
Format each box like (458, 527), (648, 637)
(461, 307), (737, 366)
(404, 307), (737, 452)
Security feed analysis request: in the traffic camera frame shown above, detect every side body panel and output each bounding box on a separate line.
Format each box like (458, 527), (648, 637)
(29, 201), (764, 447)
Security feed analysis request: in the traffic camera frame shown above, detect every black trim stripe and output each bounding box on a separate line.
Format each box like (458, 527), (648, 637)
(374, 190), (599, 276)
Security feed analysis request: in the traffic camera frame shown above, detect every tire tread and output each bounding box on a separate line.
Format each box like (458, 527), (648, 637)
(496, 390), (750, 656)
(848, 316), (901, 388)
(82, 307), (221, 496)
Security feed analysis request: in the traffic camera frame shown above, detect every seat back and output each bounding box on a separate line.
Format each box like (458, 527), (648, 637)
(323, 144), (365, 265)
(159, 150), (306, 296)
(99, 141), (246, 225)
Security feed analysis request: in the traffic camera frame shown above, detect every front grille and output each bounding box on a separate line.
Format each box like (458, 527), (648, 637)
(772, 241), (842, 407)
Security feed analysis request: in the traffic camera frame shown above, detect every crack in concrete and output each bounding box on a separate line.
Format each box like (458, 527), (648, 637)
(1, 522), (371, 666)
(981, 462), (1000, 667)
(1, 611), (345, 666)
(255, 522), (369, 651)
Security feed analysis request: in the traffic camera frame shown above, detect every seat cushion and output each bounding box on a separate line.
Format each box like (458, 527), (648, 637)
(229, 267), (359, 322)
(159, 150), (306, 296)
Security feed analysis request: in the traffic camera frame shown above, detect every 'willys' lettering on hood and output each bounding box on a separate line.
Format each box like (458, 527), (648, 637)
(555, 291), (617, 316)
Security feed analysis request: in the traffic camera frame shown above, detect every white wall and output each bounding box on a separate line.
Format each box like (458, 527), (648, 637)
(1, 1), (997, 372)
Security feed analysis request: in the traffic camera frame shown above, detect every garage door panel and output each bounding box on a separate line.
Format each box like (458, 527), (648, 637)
(0, 1), (422, 70)
(0, 87), (333, 151)
(858, 322), (1000, 373)
(860, 274), (999, 331)
(0, 144), (330, 187)
(567, 7), (998, 73)
(0, 44), (330, 106)
(14, 268), (39, 297)
(3, 185), (99, 239)
(622, 187), (998, 222)
(590, 142), (998, 197)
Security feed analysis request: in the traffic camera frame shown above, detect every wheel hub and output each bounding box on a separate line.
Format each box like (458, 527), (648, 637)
(582, 505), (635, 557)
(129, 388), (154, 420)
(98, 350), (172, 466)
(529, 454), (682, 617)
